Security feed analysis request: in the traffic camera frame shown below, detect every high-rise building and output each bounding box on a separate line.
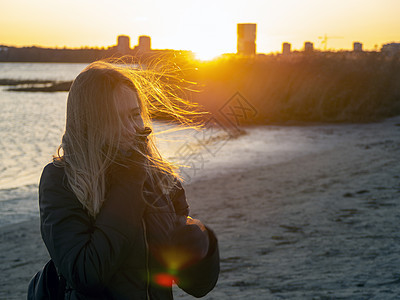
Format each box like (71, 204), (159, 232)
(117, 35), (130, 54)
(353, 42), (363, 52)
(282, 42), (291, 55)
(304, 41), (314, 53)
(138, 36), (151, 52)
(237, 23), (257, 55)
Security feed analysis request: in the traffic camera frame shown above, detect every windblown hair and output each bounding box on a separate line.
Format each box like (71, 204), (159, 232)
(55, 60), (201, 217)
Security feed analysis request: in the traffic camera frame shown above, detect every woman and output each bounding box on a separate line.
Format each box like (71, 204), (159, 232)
(38, 61), (219, 299)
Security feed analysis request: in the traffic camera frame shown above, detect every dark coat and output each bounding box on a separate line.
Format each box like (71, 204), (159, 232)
(39, 163), (219, 299)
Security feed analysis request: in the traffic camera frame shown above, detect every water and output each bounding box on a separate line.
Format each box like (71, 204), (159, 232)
(0, 63), (87, 226)
(0, 62), (88, 81)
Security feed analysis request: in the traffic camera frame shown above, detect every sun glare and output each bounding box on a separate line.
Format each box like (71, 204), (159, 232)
(194, 50), (221, 61)
(192, 43), (230, 61)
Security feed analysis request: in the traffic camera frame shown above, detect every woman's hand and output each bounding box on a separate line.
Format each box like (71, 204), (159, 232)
(186, 216), (207, 232)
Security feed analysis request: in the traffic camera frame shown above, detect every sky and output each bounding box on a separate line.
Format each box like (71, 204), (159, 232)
(0, 0), (399, 59)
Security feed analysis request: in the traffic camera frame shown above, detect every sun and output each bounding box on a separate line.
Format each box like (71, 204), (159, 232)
(189, 33), (235, 61)
(193, 49), (222, 61)
(192, 43), (232, 61)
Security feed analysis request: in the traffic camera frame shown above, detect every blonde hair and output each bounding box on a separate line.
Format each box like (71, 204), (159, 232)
(55, 60), (202, 217)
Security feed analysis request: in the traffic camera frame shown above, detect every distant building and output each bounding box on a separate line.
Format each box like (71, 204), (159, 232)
(381, 43), (400, 56)
(282, 42), (291, 55)
(137, 36), (151, 52)
(304, 42), (313, 53)
(0, 34), (184, 63)
(353, 42), (363, 52)
(117, 35), (131, 54)
(237, 23), (257, 55)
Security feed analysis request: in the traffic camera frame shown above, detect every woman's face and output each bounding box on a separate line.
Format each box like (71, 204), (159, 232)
(115, 85), (145, 149)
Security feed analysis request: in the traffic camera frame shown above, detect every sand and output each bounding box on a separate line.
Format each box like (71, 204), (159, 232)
(1, 119), (400, 299)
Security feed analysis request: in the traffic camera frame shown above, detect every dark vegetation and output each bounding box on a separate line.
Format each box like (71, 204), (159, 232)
(2, 52), (400, 124)
(185, 53), (400, 124)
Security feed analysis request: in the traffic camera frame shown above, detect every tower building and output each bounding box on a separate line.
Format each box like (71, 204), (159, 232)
(117, 35), (130, 54)
(138, 36), (151, 52)
(282, 42), (291, 55)
(237, 23), (257, 55)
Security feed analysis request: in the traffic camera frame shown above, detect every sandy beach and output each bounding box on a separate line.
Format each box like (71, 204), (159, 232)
(1, 118), (400, 299)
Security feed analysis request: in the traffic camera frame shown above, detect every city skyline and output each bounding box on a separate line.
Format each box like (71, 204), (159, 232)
(1, 0), (399, 60)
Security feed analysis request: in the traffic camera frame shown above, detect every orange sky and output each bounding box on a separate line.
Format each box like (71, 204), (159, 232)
(0, 0), (399, 59)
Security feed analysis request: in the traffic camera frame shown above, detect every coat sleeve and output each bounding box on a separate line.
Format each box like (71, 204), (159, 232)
(39, 163), (145, 294)
(169, 179), (189, 216)
(169, 180), (220, 297)
(176, 227), (220, 298)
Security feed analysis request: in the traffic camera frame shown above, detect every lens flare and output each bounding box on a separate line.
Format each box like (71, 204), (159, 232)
(153, 273), (178, 287)
(158, 246), (194, 270)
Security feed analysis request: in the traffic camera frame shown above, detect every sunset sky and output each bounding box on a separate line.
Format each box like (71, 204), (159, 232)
(1, 0), (399, 59)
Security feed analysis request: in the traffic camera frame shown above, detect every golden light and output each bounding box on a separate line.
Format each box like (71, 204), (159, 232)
(194, 51), (219, 61)
(174, 34), (233, 62)
(190, 36), (234, 61)
(193, 49), (222, 62)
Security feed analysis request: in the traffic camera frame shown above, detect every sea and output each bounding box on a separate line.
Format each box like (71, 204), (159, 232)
(0, 62), (399, 229)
